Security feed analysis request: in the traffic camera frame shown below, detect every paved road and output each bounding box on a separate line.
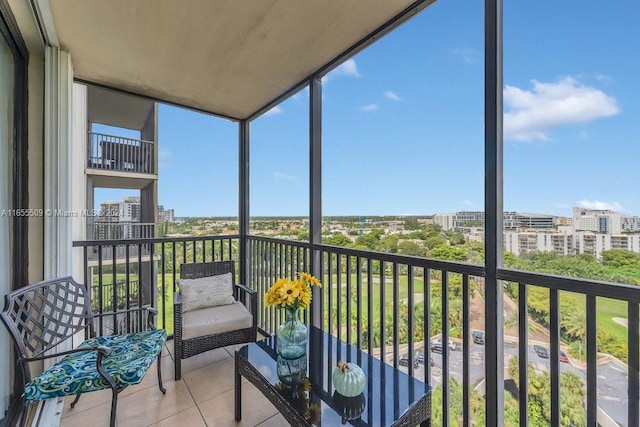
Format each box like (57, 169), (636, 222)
(397, 342), (630, 425)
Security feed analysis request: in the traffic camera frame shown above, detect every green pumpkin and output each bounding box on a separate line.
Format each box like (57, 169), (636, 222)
(332, 361), (366, 397)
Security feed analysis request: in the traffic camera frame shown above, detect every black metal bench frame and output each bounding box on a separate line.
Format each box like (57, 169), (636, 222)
(1, 276), (166, 427)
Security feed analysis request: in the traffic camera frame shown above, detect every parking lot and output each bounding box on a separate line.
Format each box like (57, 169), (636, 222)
(396, 340), (629, 425)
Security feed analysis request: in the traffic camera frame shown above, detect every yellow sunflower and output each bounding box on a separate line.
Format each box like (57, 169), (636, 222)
(298, 286), (312, 307)
(298, 272), (322, 288)
(279, 279), (300, 306)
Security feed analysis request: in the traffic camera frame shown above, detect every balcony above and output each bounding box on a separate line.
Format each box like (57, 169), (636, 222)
(87, 132), (158, 187)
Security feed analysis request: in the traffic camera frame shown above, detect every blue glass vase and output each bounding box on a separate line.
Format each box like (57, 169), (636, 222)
(277, 354), (307, 385)
(277, 307), (308, 360)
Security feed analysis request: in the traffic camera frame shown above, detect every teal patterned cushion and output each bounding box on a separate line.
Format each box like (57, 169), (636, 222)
(24, 329), (167, 402)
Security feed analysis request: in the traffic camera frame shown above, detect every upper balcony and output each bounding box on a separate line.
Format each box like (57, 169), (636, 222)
(86, 132), (158, 187)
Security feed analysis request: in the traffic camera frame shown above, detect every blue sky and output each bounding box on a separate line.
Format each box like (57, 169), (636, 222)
(96, 0), (640, 218)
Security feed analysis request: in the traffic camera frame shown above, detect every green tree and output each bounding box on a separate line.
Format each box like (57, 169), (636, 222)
(429, 244), (468, 261)
(323, 233), (351, 247)
(601, 249), (640, 268)
(424, 234), (447, 250)
(398, 240), (424, 257)
(508, 356), (586, 427)
(403, 217), (421, 230)
(354, 229), (384, 251)
(431, 377), (485, 425)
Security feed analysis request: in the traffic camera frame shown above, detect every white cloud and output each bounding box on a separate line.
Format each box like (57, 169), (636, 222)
(292, 87), (309, 101)
(336, 59), (360, 77)
(463, 200), (474, 207)
(577, 199), (624, 212)
(451, 47), (480, 64)
(360, 104), (378, 112)
(595, 74), (614, 84)
(384, 91), (401, 101)
(274, 172), (296, 181)
(263, 106), (283, 117)
(323, 59), (360, 83)
(504, 77), (620, 141)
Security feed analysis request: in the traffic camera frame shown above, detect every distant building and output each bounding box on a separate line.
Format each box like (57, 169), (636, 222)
(96, 197), (171, 239)
(436, 211), (556, 232)
(622, 216), (640, 233)
(158, 206), (175, 223)
(433, 213), (455, 231)
(573, 207), (622, 234)
(434, 207), (639, 259)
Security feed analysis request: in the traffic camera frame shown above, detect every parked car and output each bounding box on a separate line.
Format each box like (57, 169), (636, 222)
(430, 356), (435, 367)
(534, 344), (549, 358)
(430, 341), (443, 353)
(399, 354), (419, 368)
(432, 338), (456, 352)
(559, 350), (569, 363)
(414, 351), (425, 365)
(472, 330), (485, 345)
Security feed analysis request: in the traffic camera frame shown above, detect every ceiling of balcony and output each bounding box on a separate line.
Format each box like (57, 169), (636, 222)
(47, 0), (422, 120)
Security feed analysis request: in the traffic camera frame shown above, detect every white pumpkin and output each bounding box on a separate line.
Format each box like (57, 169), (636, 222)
(332, 361), (366, 397)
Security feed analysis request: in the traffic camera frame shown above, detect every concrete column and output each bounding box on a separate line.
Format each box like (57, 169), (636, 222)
(72, 83), (87, 283)
(139, 104), (158, 308)
(43, 46), (73, 280)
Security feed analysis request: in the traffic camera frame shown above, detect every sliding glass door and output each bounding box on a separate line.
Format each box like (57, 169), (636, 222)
(0, 25), (16, 418)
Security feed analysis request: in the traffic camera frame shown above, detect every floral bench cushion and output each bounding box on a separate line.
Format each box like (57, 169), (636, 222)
(24, 329), (167, 402)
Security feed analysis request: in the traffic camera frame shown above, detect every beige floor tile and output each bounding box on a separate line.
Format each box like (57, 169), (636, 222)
(198, 383), (278, 427)
(116, 378), (195, 427)
(61, 389), (111, 418)
(256, 413), (288, 426)
(178, 347), (231, 377)
(183, 357), (243, 404)
(149, 406), (207, 427)
(61, 400), (112, 427)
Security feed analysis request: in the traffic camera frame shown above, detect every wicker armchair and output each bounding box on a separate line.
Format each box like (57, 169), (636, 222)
(173, 261), (257, 380)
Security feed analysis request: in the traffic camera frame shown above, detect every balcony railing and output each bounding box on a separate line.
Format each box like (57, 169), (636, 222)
(73, 235), (239, 336)
(72, 234), (640, 426)
(87, 132), (155, 174)
(90, 221), (155, 240)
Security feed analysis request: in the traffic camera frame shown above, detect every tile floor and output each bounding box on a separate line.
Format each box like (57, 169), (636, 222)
(60, 340), (287, 427)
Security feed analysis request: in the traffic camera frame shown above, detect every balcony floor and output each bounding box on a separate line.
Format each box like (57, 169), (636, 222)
(60, 336), (286, 427)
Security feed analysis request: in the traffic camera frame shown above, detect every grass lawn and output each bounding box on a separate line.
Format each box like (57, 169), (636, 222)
(562, 293), (628, 342)
(157, 274), (176, 335)
(320, 273), (433, 337)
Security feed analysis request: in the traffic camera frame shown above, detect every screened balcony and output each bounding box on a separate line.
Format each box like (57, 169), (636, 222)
(3, 0), (638, 426)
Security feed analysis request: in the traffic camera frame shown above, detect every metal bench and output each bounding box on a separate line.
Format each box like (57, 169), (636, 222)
(1, 276), (166, 427)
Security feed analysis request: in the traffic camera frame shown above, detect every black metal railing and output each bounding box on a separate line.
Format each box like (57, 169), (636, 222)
(247, 235), (485, 426)
(249, 236), (640, 427)
(90, 221), (155, 241)
(72, 233), (640, 426)
(87, 132), (155, 174)
(498, 268), (640, 427)
(73, 235), (239, 336)
(90, 280), (139, 311)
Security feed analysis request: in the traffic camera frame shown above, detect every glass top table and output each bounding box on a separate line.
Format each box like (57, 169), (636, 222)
(235, 325), (431, 426)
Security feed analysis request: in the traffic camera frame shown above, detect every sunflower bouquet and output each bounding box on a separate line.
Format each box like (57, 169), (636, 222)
(264, 272), (322, 310)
